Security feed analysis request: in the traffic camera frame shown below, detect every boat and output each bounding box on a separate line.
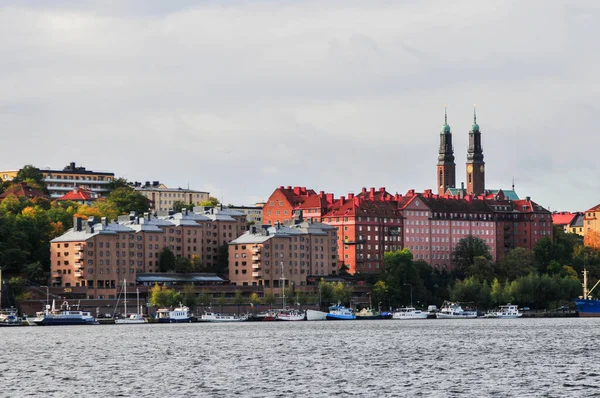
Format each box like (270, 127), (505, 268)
(200, 312), (248, 322)
(435, 301), (478, 319)
(484, 304), (522, 319)
(575, 269), (600, 317)
(392, 307), (428, 320)
(326, 304), (356, 320)
(155, 304), (191, 323)
(277, 309), (305, 321)
(355, 308), (382, 320)
(306, 309), (328, 321)
(115, 280), (147, 324)
(32, 300), (98, 326)
(0, 308), (21, 327)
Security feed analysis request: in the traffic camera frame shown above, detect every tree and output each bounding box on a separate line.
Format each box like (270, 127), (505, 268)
(372, 280), (388, 310)
(495, 247), (535, 281)
(149, 283), (180, 308)
(249, 292), (262, 314)
(233, 291), (245, 314)
(199, 196), (220, 208)
(107, 187), (150, 215)
(183, 284), (197, 313)
(197, 289), (211, 311)
(217, 295), (227, 313)
(174, 257), (193, 273)
(14, 165), (47, 193)
(191, 254), (203, 271)
(159, 247), (176, 272)
(452, 235), (492, 279)
(107, 177), (131, 191)
(332, 282), (353, 305)
(173, 201), (194, 213)
(466, 256), (495, 282)
(264, 290), (276, 309)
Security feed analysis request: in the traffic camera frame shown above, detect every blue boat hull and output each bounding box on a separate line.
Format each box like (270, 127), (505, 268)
(575, 299), (600, 317)
(157, 318), (191, 323)
(34, 319), (96, 326)
(326, 314), (356, 320)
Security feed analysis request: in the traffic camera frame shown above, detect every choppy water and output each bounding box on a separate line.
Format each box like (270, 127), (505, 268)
(1, 318), (599, 397)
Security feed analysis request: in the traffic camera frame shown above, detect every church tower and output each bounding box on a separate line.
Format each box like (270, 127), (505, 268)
(437, 107), (456, 195)
(466, 105), (485, 195)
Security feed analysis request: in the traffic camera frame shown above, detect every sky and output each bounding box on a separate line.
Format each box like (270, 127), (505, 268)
(1, 0), (598, 212)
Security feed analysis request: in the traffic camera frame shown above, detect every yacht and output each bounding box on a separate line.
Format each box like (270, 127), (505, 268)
(277, 309), (305, 321)
(156, 304), (191, 323)
(484, 304), (522, 319)
(200, 312), (248, 322)
(392, 307), (428, 320)
(114, 280), (147, 324)
(436, 301), (478, 319)
(326, 305), (356, 320)
(32, 301), (98, 326)
(355, 308), (381, 320)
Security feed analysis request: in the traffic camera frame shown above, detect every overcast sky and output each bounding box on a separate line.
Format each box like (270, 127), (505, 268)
(1, 1), (598, 211)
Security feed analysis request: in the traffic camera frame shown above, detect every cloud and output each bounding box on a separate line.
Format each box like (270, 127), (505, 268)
(0, 0), (598, 211)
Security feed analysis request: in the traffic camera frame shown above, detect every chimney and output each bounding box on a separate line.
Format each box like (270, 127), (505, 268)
(74, 217), (82, 232)
(143, 212), (150, 221)
(326, 193), (334, 204)
(319, 191), (324, 198)
(379, 187), (385, 193)
(182, 208), (187, 215)
(362, 187), (367, 194)
(101, 217), (108, 227)
(348, 193), (354, 200)
(286, 186), (292, 190)
(370, 187), (376, 197)
(129, 211), (137, 221)
(408, 189), (415, 196)
(340, 196), (345, 204)
(251, 226), (257, 234)
(279, 185), (284, 190)
(526, 196), (531, 202)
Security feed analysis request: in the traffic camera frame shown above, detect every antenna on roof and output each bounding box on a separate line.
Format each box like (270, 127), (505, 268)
(473, 104), (477, 124)
(444, 105), (448, 124)
(512, 177), (515, 191)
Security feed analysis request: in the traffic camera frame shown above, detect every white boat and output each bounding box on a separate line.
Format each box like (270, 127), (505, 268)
(0, 308), (20, 327)
(436, 301), (478, 319)
(200, 312), (248, 322)
(484, 304), (522, 319)
(115, 279), (147, 324)
(306, 309), (328, 321)
(277, 309), (305, 321)
(392, 307), (428, 320)
(156, 304), (191, 323)
(32, 300), (98, 326)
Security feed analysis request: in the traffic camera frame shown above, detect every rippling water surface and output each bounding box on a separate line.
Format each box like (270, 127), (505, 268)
(1, 318), (599, 397)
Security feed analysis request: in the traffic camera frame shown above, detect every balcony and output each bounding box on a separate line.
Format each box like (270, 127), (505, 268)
(252, 254), (261, 261)
(251, 247), (261, 253)
(51, 271), (62, 278)
(252, 271), (262, 278)
(252, 263), (260, 270)
(74, 270), (84, 278)
(75, 244), (84, 251)
(74, 252), (83, 260)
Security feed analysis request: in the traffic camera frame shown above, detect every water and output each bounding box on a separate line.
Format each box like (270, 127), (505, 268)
(1, 318), (599, 397)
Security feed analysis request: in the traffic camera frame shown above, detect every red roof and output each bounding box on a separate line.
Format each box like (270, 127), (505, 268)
(57, 187), (97, 202)
(0, 182), (46, 200)
(551, 212), (577, 226)
(585, 203), (600, 213)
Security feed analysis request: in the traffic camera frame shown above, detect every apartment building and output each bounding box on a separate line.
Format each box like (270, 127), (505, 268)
(133, 181), (209, 212)
(43, 162), (115, 199)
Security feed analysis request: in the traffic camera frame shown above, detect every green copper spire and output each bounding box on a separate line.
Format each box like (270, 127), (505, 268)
(472, 104), (480, 131)
(441, 105), (451, 133)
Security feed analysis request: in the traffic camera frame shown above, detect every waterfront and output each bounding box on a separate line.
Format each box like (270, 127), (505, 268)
(1, 318), (599, 397)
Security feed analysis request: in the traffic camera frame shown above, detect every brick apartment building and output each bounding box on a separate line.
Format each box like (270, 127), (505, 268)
(261, 110), (552, 273)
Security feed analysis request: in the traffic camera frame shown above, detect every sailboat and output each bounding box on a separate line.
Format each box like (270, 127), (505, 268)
(274, 262), (304, 321)
(115, 279), (147, 324)
(306, 282), (327, 321)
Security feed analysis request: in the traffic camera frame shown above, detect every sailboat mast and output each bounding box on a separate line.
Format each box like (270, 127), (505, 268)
(280, 262), (286, 308)
(137, 288), (141, 315)
(123, 279), (127, 316)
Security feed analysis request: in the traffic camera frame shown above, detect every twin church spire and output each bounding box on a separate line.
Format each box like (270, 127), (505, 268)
(437, 106), (485, 196)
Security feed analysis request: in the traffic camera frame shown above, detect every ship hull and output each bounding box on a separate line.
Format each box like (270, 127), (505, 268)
(575, 299), (600, 317)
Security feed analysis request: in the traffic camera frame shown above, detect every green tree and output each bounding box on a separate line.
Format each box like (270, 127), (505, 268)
(452, 235), (492, 279)
(191, 254), (203, 271)
(149, 284), (171, 308)
(14, 165), (47, 193)
(107, 187), (150, 215)
(174, 257), (193, 273)
(173, 201), (194, 212)
(466, 256), (495, 282)
(264, 290), (276, 309)
(183, 284), (197, 313)
(332, 282), (353, 305)
(197, 289), (211, 310)
(372, 280), (388, 309)
(217, 295), (227, 313)
(107, 177), (131, 191)
(233, 290), (245, 314)
(159, 247), (176, 272)
(495, 247), (535, 281)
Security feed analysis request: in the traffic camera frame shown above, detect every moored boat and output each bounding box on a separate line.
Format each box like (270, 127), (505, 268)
(156, 304), (191, 323)
(200, 312), (248, 322)
(114, 279), (147, 324)
(306, 309), (327, 321)
(575, 269), (600, 317)
(277, 309), (305, 321)
(32, 300), (98, 326)
(392, 307), (428, 320)
(326, 305), (356, 320)
(484, 304), (522, 319)
(436, 301), (477, 319)
(355, 308), (381, 320)
(0, 308), (21, 327)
